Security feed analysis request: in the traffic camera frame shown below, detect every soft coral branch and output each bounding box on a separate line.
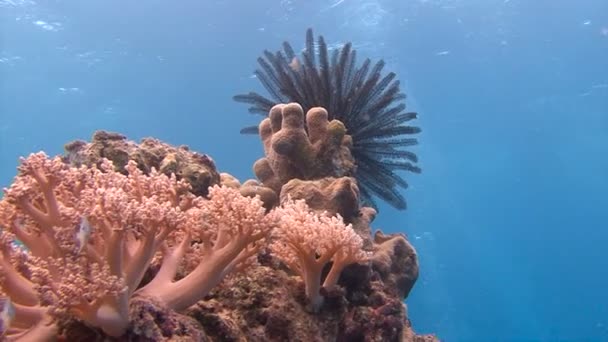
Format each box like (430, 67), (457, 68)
(271, 199), (370, 311)
(0, 154), (192, 338)
(0, 232), (56, 341)
(136, 185), (276, 311)
(1, 299), (56, 342)
(0, 153), (278, 339)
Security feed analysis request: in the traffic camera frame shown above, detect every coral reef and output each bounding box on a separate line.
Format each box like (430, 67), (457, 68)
(280, 177), (360, 223)
(0, 104), (435, 341)
(235, 28), (421, 210)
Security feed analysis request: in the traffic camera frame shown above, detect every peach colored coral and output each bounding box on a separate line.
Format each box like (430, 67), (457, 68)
(270, 198), (369, 312)
(0, 153), (276, 339)
(136, 184), (276, 311)
(0, 231), (56, 341)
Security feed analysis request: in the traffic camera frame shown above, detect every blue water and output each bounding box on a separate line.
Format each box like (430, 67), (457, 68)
(1, 1), (607, 341)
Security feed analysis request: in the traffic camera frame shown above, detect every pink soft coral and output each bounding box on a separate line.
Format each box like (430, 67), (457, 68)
(270, 198), (369, 311)
(136, 184), (276, 311)
(0, 231), (56, 341)
(0, 153), (275, 338)
(0, 153), (188, 337)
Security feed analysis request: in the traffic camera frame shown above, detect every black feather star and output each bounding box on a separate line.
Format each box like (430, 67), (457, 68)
(234, 28), (421, 210)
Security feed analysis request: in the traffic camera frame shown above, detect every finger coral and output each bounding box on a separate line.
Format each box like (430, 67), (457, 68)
(235, 28), (421, 210)
(250, 102), (361, 217)
(253, 103), (355, 192)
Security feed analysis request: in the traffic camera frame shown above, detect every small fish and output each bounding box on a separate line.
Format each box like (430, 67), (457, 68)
(328, 0), (345, 9)
(0, 297), (15, 335)
(289, 57), (301, 72)
(76, 216), (92, 253)
(320, 0), (346, 12)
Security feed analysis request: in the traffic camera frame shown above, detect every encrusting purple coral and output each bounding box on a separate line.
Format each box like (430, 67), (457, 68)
(0, 103), (436, 341)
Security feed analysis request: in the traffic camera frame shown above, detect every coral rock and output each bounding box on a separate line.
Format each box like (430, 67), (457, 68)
(219, 172), (279, 211)
(240, 179), (279, 211)
(280, 177), (360, 222)
(372, 231), (420, 299)
(220, 172), (241, 189)
(254, 103), (356, 193)
(63, 130), (220, 197)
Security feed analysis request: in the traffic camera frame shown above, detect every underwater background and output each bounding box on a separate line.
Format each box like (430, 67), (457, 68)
(0, 0), (607, 341)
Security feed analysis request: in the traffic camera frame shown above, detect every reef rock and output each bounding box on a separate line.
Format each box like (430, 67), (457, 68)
(63, 130), (220, 197)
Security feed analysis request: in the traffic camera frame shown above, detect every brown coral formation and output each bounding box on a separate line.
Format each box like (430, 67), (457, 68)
(371, 231), (420, 299)
(280, 177), (360, 222)
(253, 103), (356, 194)
(64, 130), (221, 197)
(220, 173), (279, 211)
(238, 180), (279, 211)
(246, 102), (363, 221)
